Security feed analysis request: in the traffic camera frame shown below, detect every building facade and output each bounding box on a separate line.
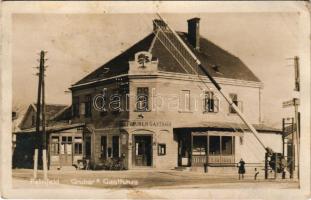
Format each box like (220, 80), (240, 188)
(69, 18), (282, 172)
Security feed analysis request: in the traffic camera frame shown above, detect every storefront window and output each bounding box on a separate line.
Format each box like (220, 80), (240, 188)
(101, 136), (107, 159)
(221, 136), (233, 155)
(112, 136), (119, 158)
(208, 136), (234, 156)
(209, 136), (220, 155)
(192, 136), (207, 155)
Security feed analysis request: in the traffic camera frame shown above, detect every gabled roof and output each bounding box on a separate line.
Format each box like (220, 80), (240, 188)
(19, 103), (69, 130)
(73, 31), (260, 87)
(32, 103), (68, 120)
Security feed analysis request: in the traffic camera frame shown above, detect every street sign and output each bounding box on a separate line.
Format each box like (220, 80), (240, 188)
(282, 98), (300, 108)
(283, 124), (297, 137)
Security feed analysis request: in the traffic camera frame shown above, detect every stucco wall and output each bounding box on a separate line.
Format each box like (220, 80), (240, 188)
(129, 76), (262, 126)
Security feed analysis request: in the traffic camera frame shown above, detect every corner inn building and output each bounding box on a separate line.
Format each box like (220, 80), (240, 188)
(69, 18), (282, 172)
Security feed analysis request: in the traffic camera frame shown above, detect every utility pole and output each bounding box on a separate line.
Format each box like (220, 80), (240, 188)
(294, 56), (300, 180)
(33, 50), (48, 180)
(33, 51), (44, 179)
(41, 51), (48, 181)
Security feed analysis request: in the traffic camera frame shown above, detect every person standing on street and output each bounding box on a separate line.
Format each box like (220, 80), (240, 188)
(238, 158), (246, 180)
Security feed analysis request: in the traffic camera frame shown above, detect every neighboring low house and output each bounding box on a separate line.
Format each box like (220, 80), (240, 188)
(13, 103), (84, 169)
(69, 18), (283, 172)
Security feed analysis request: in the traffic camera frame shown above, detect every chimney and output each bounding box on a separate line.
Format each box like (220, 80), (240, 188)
(187, 17), (200, 50)
(153, 19), (167, 32)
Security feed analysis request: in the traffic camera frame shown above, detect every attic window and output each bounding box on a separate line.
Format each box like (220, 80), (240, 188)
(212, 64), (223, 75)
(212, 64), (220, 72)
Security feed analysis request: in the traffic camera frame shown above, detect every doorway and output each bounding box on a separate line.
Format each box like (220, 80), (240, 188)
(60, 136), (73, 166)
(133, 135), (152, 167)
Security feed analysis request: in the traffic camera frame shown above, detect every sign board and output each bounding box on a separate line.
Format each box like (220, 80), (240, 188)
(282, 98), (300, 108)
(283, 124), (297, 137)
(120, 120), (172, 127)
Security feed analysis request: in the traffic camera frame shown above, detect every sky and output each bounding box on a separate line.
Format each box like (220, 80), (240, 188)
(12, 13), (300, 127)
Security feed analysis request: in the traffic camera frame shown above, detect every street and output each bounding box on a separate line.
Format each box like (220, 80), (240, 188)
(12, 169), (299, 189)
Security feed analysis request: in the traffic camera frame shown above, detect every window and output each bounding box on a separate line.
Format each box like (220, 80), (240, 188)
(79, 103), (85, 116)
(209, 136), (234, 156)
(85, 95), (92, 117)
(221, 136), (233, 155)
(50, 136), (59, 155)
(180, 90), (191, 111)
(112, 136), (119, 158)
(61, 136), (72, 155)
(85, 136), (91, 158)
(204, 91), (218, 113)
(100, 88), (108, 115)
(101, 136), (107, 159)
(136, 87), (149, 111)
(229, 93), (239, 114)
(209, 136), (220, 155)
(158, 144), (166, 156)
(74, 143), (82, 155)
(31, 115), (35, 127)
(72, 96), (79, 117)
(110, 89), (121, 112)
(192, 136), (207, 155)
(74, 137), (82, 155)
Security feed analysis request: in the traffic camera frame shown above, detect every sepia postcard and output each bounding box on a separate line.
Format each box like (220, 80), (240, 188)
(1, 1), (311, 199)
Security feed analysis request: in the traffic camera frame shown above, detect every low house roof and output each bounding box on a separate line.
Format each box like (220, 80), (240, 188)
(32, 104), (68, 120)
(14, 123), (85, 134)
(73, 31), (260, 87)
(19, 103), (70, 130)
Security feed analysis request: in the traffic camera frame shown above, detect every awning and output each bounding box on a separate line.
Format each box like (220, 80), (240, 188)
(14, 123), (85, 134)
(173, 121), (281, 133)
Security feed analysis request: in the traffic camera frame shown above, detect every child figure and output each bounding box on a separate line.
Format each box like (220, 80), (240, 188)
(238, 158), (246, 180)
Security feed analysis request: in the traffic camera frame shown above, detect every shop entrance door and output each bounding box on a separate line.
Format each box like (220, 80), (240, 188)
(60, 136), (73, 166)
(133, 135), (152, 166)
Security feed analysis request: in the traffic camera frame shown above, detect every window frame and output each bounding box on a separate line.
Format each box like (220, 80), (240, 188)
(229, 93), (242, 114)
(158, 143), (166, 156)
(72, 96), (80, 117)
(208, 135), (235, 156)
(84, 94), (92, 118)
(100, 136), (107, 159)
(179, 90), (191, 112)
(136, 87), (149, 112)
(203, 91), (219, 113)
(50, 136), (60, 156)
